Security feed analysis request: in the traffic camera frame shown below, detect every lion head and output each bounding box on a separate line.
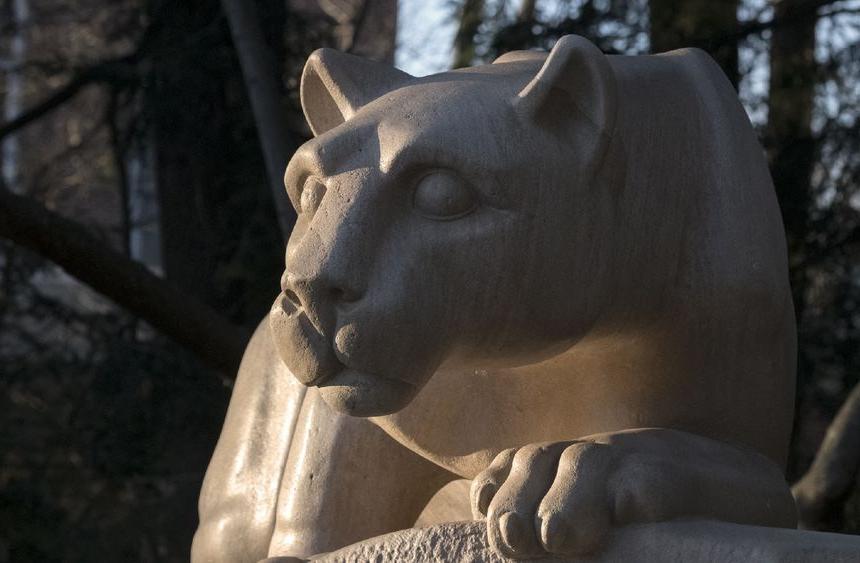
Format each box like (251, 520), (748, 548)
(269, 36), (620, 417)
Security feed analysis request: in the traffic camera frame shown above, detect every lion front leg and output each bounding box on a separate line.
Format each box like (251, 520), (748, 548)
(192, 321), (305, 563)
(470, 428), (797, 559)
(266, 387), (455, 559)
(192, 321), (454, 563)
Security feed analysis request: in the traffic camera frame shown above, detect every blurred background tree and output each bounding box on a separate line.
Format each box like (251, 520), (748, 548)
(0, 0), (858, 560)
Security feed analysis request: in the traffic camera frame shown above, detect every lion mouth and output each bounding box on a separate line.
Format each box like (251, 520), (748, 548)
(269, 291), (423, 415)
(270, 291), (344, 386)
(269, 292), (427, 416)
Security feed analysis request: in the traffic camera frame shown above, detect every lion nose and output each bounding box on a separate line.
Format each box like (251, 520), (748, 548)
(283, 270), (362, 328)
(284, 272), (361, 304)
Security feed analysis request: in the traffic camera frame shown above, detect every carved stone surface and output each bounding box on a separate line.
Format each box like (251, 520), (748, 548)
(285, 521), (860, 562)
(191, 35), (859, 562)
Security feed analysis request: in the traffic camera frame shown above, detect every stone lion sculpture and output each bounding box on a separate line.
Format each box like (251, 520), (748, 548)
(192, 35), (798, 562)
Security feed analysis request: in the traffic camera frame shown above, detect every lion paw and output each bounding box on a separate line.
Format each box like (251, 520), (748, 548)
(470, 431), (799, 559)
(470, 441), (635, 559)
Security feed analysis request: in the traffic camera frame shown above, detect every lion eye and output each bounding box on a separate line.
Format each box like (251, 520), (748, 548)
(413, 171), (476, 220)
(300, 178), (326, 214)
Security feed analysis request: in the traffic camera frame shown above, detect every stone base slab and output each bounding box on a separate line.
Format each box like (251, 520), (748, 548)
(275, 520), (860, 562)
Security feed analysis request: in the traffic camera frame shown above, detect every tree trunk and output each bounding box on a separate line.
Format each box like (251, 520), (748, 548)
(221, 0), (299, 238)
(0, 187), (249, 373)
(452, 0), (485, 69)
(1, 0), (31, 194)
(649, 0), (740, 88)
(149, 0), (284, 326)
(764, 1), (818, 485)
(764, 0), (818, 293)
(518, 0), (536, 23)
(314, 0), (399, 62)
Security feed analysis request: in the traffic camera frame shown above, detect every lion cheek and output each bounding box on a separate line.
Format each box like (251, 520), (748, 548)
(333, 322), (360, 363)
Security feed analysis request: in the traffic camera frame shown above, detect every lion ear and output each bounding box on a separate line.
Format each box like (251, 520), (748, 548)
(301, 49), (412, 136)
(514, 35), (617, 161)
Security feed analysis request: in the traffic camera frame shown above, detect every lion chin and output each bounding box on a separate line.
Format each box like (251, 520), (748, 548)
(318, 370), (418, 417)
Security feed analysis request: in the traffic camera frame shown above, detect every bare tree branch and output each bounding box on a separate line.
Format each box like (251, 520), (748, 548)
(0, 59), (139, 141)
(0, 73), (91, 141)
(0, 9), (225, 143)
(220, 0), (298, 240)
(344, 0), (371, 54)
(793, 381), (860, 530)
(707, 0), (840, 51)
(0, 187), (249, 374)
